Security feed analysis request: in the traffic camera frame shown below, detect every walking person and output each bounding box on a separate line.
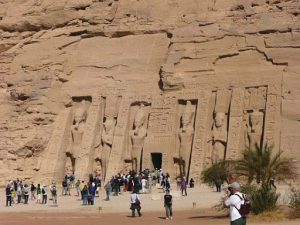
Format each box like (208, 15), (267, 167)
(5, 185), (12, 207)
(180, 177), (187, 196)
(130, 191), (142, 217)
(164, 190), (173, 220)
(42, 185), (47, 204)
(224, 182), (247, 225)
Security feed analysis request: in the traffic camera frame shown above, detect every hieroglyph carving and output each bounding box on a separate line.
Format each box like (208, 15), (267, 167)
(178, 101), (195, 176)
(130, 103), (148, 172)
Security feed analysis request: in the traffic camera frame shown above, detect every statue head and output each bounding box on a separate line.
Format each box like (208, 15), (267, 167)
(182, 101), (194, 126)
(215, 112), (226, 128)
(73, 102), (87, 128)
(249, 110), (263, 128)
(134, 103), (146, 129)
(104, 117), (116, 132)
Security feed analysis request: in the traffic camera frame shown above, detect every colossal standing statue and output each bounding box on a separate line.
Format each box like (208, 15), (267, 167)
(178, 101), (195, 176)
(130, 103), (147, 172)
(211, 112), (227, 163)
(101, 116), (116, 179)
(70, 101), (87, 159)
(247, 110), (264, 149)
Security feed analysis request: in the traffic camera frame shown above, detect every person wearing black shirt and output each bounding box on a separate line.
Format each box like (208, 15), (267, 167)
(164, 190), (173, 219)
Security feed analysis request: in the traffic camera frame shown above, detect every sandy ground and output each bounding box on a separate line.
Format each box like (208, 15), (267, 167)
(0, 184), (298, 225)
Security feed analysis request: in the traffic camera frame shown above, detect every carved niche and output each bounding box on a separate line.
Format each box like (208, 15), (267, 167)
(211, 112), (228, 163)
(128, 102), (150, 173)
(243, 86), (267, 150)
(65, 96), (91, 176)
(175, 100), (197, 177)
(93, 96), (120, 179)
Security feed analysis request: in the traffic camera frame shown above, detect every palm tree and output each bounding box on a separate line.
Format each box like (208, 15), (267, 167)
(201, 160), (234, 186)
(235, 144), (295, 188)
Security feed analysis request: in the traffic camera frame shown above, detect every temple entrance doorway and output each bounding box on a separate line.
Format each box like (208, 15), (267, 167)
(151, 153), (162, 170)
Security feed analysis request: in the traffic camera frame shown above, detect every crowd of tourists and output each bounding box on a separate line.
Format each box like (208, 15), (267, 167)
(3, 169), (198, 221)
(4, 179), (58, 207)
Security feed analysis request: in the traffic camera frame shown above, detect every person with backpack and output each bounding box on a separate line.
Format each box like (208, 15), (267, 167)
(130, 190), (142, 217)
(164, 190), (173, 219)
(224, 182), (249, 225)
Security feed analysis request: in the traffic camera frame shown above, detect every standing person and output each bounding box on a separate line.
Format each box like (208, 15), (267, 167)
(215, 177), (222, 192)
(130, 191), (142, 217)
(89, 182), (96, 205)
(224, 182), (247, 225)
(180, 177), (187, 196)
(75, 179), (81, 196)
(82, 185), (89, 206)
(36, 184), (42, 204)
(50, 183), (58, 206)
(62, 178), (67, 196)
(23, 184), (30, 204)
(5, 185), (12, 207)
(79, 181), (85, 200)
(42, 185), (47, 204)
(16, 184), (22, 203)
(30, 183), (36, 200)
(164, 190), (173, 220)
(189, 178), (195, 188)
(104, 181), (112, 201)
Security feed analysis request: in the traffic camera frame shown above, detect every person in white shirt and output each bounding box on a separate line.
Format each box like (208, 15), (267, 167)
(224, 182), (246, 225)
(130, 191), (142, 217)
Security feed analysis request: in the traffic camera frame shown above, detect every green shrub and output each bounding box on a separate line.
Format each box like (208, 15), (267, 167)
(289, 186), (300, 218)
(242, 185), (279, 215)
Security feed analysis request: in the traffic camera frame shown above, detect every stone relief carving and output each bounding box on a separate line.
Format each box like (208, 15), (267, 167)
(70, 102), (88, 158)
(177, 100), (196, 176)
(211, 112), (227, 163)
(129, 103), (148, 172)
(246, 110), (264, 149)
(100, 116), (116, 179)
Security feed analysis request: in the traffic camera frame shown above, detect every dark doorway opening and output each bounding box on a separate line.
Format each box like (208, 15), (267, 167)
(151, 153), (162, 170)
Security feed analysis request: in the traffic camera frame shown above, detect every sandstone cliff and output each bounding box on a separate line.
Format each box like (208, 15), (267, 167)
(0, 0), (299, 184)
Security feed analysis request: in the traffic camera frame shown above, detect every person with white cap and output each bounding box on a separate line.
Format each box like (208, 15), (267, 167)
(224, 182), (247, 225)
